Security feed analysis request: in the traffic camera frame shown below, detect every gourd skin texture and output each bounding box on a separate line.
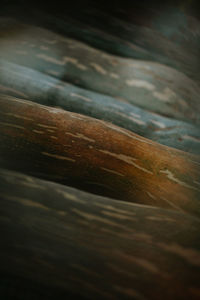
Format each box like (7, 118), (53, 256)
(0, 94), (200, 218)
(0, 60), (200, 154)
(1, 2), (200, 83)
(0, 2), (200, 299)
(0, 168), (200, 300)
(0, 18), (200, 125)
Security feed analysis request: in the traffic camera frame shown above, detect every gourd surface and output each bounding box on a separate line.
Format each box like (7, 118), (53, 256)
(0, 1), (200, 299)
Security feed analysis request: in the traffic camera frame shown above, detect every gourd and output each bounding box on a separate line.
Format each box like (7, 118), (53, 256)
(1, 59), (200, 154)
(0, 1), (200, 299)
(0, 18), (200, 125)
(0, 168), (200, 300)
(1, 2), (200, 83)
(0, 94), (200, 217)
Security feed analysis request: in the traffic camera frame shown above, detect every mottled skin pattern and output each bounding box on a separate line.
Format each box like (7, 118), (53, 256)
(0, 18), (200, 124)
(0, 60), (200, 154)
(1, 1), (200, 83)
(0, 94), (200, 217)
(0, 1), (200, 299)
(0, 169), (200, 300)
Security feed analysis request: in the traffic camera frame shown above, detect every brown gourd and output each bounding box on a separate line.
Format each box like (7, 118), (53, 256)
(0, 94), (199, 217)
